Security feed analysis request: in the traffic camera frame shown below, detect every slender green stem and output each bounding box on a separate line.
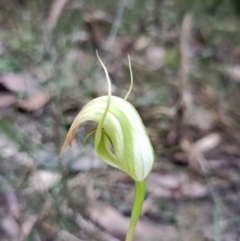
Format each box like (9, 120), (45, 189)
(125, 180), (146, 241)
(124, 55), (133, 101)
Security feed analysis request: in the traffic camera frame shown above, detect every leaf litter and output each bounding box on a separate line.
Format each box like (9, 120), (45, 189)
(0, 1), (240, 241)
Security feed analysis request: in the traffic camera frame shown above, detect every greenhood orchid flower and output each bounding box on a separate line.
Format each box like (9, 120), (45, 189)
(60, 53), (154, 241)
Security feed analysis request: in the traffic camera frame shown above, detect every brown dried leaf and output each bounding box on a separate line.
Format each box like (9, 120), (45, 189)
(194, 133), (221, 153)
(148, 172), (188, 190)
(147, 172), (208, 199)
(185, 107), (216, 131)
(134, 35), (151, 51)
(71, 30), (90, 44)
(18, 91), (50, 111)
(0, 93), (16, 108)
(182, 133), (221, 171)
(88, 203), (177, 241)
(147, 172), (187, 199)
(0, 73), (38, 95)
(146, 45), (165, 67)
(130, 46), (165, 71)
(181, 182), (208, 198)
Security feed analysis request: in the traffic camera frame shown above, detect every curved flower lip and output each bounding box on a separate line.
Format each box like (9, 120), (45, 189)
(61, 53), (154, 181)
(60, 95), (154, 181)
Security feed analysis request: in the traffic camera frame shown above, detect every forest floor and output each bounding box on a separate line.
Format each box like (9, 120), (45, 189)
(1, 1), (240, 240)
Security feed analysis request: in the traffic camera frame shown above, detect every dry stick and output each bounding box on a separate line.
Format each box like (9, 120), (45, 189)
(47, 0), (70, 31)
(179, 13), (192, 111)
(178, 15), (223, 239)
(178, 14), (213, 172)
(43, 0), (70, 55)
(177, 13), (193, 161)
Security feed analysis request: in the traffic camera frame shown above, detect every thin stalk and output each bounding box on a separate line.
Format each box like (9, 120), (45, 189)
(125, 180), (146, 241)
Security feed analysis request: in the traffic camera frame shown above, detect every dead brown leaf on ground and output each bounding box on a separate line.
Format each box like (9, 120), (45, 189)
(0, 93), (16, 108)
(88, 202), (177, 241)
(0, 73), (39, 95)
(134, 35), (151, 51)
(145, 45), (165, 69)
(18, 91), (50, 111)
(181, 133), (221, 171)
(130, 45), (165, 71)
(147, 172), (208, 199)
(185, 107), (216, 131)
